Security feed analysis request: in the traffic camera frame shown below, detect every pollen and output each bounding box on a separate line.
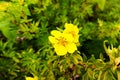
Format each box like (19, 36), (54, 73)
(58, 37), (68, 46)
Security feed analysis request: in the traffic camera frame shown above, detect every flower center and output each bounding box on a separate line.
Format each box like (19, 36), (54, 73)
(69, 31), (76, 37)
(58, 37), (67, 46)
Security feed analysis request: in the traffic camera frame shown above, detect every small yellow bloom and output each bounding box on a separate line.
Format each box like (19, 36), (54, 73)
(25, 76), (38, 80)
(49, 30), (77, 56)
(18, 0), (24, 5)
(0, 2), (10, 11)
(117, 24), (120, 30)
(98, 19), (103, 27)
(64, 23), (79, 43)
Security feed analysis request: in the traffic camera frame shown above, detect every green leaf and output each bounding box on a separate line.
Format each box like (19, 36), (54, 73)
(96, 0), (106, 11)
(0, 26), (17, 41)
(23, 4), (31, 16)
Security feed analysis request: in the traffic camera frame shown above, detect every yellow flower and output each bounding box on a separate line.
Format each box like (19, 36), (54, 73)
(49, 30), (77, 56)
(98, 19), (103, 27)
(25, 76), (38, 80)
(0, 2), (10, 11)
(18, 0), (24, 5)
(117, 24), (120, 30)
(63, 23), (79, 43)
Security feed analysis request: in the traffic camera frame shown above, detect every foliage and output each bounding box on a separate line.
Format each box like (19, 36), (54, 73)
(0, 0), (120, 80)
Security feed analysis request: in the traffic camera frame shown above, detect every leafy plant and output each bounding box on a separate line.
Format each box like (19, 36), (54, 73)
(0, 0), (120, 80)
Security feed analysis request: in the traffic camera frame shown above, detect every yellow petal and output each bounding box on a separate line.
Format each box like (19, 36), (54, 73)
(0, 2), (10, 11)
(48, 36), (58, 44)
(64, 23), (79, 34)
(117, 25), (120, 30)
(54, 44), (67, 56)
(66, 43), (77, 54)
(25, 76), (38, 80)
(25, 77), (34, 80)
(65, 23), (79, 34)
(34, 76), (38, 80)
(51, 30), (62, 38)
(65, 23), (71, 29)
(74, 35), (79, 43)
(63, 33), (74, 42)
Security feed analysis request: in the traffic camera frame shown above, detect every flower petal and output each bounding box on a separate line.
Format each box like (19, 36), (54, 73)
(25, 77), (34, 80)
(74, 35), (79, 43)
(54, 44), (67, 56)
(51, 30), (62, 38)
(64, 23), (79, 34)
(65, 43), (77, 54)
(65, 23), (71, 29)
(63, 33), (74, 42)
(48, 36), (58, 44)
(34, 76), (38, 80)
